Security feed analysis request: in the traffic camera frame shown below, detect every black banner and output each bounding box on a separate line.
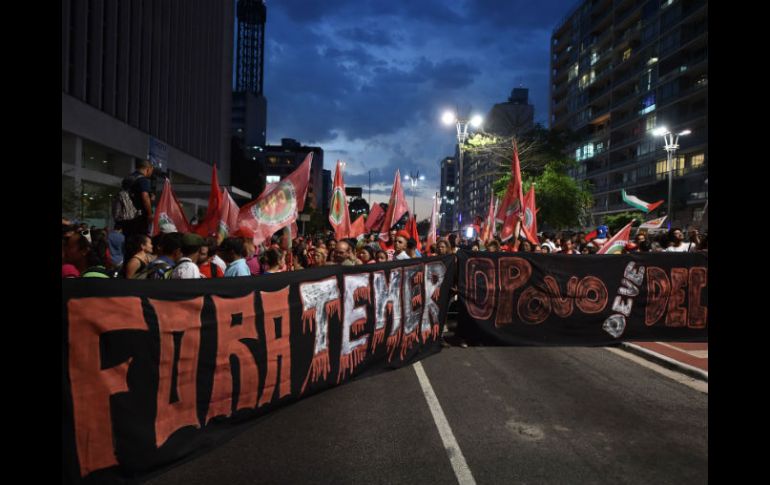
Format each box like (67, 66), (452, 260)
(62, 255), (456, 484)
(456, 251), (707, 346)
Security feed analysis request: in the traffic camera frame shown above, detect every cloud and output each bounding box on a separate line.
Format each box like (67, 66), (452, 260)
(258, 0), (577, 218)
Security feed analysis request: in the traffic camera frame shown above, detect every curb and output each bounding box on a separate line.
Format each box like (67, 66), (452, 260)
(620, 343), (708, 382)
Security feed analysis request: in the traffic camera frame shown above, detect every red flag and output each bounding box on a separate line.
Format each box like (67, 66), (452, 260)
(194, 164), (223, 238)
(584, 229), (598, 243)
(365, 202), (386, 232)
(597, 221), (635, 254)
(237, 152), (313, 246)
(496, 140), (524, 242)
(378, 170), (409, 242)
(406, 215), (422, 252)
(350, 214), (367, 239)
(216, 188), (240, 243)
(480, 192), (496, 243)
(427, 196), (439, 250)
(151, 178), (191, 236)
(519, 184), (540, 245)
(329, 160), (352, 240)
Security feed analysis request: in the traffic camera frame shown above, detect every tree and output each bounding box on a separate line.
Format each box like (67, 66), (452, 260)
(477, 125), (592, 230)
(603, 211), (644, 233)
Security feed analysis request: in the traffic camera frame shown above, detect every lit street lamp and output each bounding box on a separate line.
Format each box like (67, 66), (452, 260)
(404, 171), (425, 219)
(442, 110), (483, 232)
(652, 126), (691, 228)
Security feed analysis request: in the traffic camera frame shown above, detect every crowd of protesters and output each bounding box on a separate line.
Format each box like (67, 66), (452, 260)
(62, 217), (706, 280)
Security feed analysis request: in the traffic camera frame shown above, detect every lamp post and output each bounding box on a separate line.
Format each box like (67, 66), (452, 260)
(442, 110), (483, 232)
(404, 171), (425, 219)
(652, 127), (691, 227)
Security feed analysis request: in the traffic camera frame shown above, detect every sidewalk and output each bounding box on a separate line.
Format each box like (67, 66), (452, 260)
(621, 342), (708, 381)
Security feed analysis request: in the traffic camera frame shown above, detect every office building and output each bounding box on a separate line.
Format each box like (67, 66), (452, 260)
(439, 156), (458, 234)
(62, 1), (244, 226)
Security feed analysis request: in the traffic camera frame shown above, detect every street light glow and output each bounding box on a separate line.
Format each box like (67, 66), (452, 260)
(442, 111), (456, 125)
(652, 127), (668, 136)
(470, 115), (483, 128)
(678, 129), (691, 136)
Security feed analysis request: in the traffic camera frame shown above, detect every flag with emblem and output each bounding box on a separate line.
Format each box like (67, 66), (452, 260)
(365, 202), (386, 232)
(597, 220), (635, 254)
(151, 178), (191, 236)
(237, 152), (313, 246)
(329, 160), (352, 240)
(496, 140), (524, 242)
(519, 184), (540, 245)
(216, 188), (240, 243)
(378, 170), (409, 242)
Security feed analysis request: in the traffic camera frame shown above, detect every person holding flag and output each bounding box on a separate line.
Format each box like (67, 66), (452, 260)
(496, 140), (525, 249)
(329, 160), (352, 240)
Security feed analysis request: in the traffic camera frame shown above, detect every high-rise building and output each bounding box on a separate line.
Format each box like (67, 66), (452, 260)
(485, 88), (535, 137)
(231, 0), (268, 193)
(458, 88), (535, 230)
(439, 156), (458, 234)
(550, 0), (707, 227)
(62, 0), (242, 226)
(255, 139), (324, 211)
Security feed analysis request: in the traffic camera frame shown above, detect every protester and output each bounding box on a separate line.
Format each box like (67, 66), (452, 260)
(122, 233), (154, 279)
(313, 247), (329, 266)
(561, 239), (579, 254)
(357, 246), (375, 264)
(436, 239), (451, 256)
(107, 222), (125, 267)
(220, 237), (251, 277)
(121, 159), (155, 238)
(406, 238), (420, 258)
(146, 232), (184, 279)
(375, 250), (388, 263)
(665, 227), (696, 252)
(332, 239), (357, 265)
(519, 240), (532, 252)
(486, 240), (500, 252)
(168, 233), (204, 279)
(394, 232), (410, 260)
(198, 237), (224, 278)
(262, 248), (284, 274)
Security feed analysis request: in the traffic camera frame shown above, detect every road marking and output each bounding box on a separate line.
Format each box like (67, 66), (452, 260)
(413, 361), (477, 485)
(605, 347), (708, 394)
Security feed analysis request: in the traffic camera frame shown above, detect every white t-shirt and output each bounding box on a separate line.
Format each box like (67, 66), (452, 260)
(212, 254), (227, 272)
(665, 242), (695, 252)
(395, 251), (411, 260)
(171, 258), (202, 279)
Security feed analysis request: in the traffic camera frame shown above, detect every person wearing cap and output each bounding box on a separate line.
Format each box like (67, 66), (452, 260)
(170, 233), (204, 279)
(394, 231), (411, 260)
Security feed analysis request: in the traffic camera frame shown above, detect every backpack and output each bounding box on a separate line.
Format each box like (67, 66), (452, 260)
(112, 174), (142, 222)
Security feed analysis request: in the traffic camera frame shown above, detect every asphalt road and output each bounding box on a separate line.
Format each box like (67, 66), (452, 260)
(144, 346), (707, 485)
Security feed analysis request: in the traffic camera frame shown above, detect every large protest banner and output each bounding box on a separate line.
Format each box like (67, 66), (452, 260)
(63, 255), (455, 484)
(457, 250), (707, 345)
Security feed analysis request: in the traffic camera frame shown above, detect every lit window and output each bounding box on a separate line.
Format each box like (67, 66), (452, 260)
(623, 49), (632, 61)
(691, 153), (704, 167)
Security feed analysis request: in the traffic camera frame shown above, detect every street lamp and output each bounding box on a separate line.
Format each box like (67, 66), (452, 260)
(404, 171), (425, 218)
(652, 127), (691, 227)
(442, 110), (483, 232)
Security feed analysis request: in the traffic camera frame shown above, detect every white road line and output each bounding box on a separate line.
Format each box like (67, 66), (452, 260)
(413, 361), (477, 485)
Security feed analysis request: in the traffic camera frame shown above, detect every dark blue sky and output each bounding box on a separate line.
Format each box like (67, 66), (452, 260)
(259, 0), (579, 218)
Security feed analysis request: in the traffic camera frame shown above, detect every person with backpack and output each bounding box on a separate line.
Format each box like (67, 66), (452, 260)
(115, 159), (155, 239)
(145, 232), (183, 279)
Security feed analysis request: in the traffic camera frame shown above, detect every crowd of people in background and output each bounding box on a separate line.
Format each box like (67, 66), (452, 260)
(62, 217), (707, 280)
